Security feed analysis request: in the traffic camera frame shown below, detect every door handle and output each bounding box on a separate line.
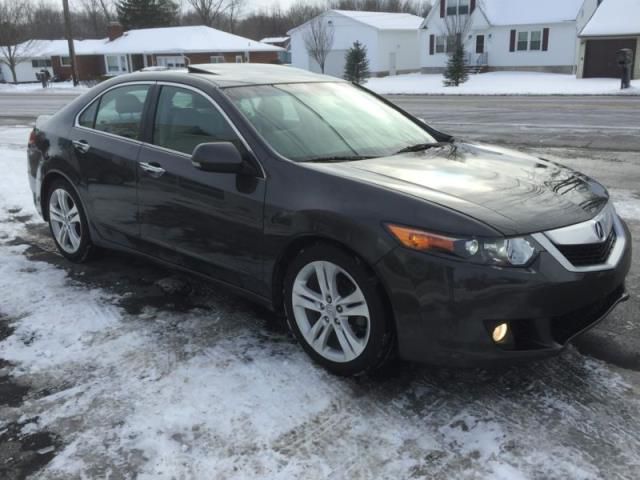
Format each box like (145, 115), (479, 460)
(72, 140), (90, 154)
(139, 161), (166, 178)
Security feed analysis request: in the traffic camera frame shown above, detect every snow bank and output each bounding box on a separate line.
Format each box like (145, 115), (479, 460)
(0, 81), (88, 94)
(366, 72), (640, 96)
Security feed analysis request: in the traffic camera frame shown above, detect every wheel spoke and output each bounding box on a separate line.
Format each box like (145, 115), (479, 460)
(337, 290), (368, 317)
(49, 206), (65, 224)
(312, 321), (333, 351)
(56, 190), (68, 215)
(334, 326), (357, 361)
(341, 322), (363, 351)
(314, 263), (330, 299)
(306, 317), (327, 342)
(58, 227), (69, 248)
(67, 205), (80, 225)
(67, 225), (81, 250)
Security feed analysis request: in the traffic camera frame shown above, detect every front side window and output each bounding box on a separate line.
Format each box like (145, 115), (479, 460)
(224, 82), (436, 162)
(517, 31), (529, 51)
(436, 36), (446, 54)
(530, 31), (542, 50)
(78, 99), (99, 128)
(94, 84), (150, 140)
(152, 86), (239, 155)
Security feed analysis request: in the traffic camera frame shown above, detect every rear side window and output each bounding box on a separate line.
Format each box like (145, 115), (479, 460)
(94, 85), (151, 140)
(152, 86), (239, 155)
(78, 99), (99, 128)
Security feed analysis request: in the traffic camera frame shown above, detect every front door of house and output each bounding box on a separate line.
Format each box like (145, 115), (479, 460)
(476, 35), (485, 54)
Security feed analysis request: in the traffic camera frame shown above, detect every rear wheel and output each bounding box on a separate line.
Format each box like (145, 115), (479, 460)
(284, 244), (393, 376)
(46, 179), (95, 262)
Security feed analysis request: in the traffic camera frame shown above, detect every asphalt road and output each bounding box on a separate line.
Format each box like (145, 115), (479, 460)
(2, 91), (640, 151)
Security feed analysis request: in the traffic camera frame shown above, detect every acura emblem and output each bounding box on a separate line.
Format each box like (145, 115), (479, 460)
(595, 221), (605, 241)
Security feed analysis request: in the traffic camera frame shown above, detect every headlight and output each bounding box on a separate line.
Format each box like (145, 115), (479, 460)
(386, 224), (539, 267)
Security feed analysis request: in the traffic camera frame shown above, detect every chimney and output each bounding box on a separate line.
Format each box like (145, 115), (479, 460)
(107, 22), (124, 41)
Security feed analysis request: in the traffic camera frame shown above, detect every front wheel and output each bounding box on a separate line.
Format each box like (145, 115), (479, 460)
(284, 244), (393, 376)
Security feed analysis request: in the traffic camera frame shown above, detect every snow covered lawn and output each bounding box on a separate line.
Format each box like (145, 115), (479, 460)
(367, 72), (640, 96)
(0, 81), (89, 94)
(2, 126), (640, 478)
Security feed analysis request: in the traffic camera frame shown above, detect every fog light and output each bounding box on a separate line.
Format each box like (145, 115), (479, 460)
(492, 323), (509, 343)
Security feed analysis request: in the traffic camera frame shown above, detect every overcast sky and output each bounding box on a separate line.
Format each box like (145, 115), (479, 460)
(241, 0), (304, 12)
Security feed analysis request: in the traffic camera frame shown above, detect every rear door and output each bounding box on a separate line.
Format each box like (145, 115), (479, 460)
(71, 82), (153, 246)
(136, 83), (267, 295)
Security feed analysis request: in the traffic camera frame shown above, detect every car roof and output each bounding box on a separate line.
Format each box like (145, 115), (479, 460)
(126, 63), (344, 88)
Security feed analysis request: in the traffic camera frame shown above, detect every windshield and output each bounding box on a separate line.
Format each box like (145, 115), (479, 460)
(223, 82), (436, 162)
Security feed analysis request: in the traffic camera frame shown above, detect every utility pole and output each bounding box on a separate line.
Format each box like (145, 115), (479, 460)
(62, 0), (79, 86)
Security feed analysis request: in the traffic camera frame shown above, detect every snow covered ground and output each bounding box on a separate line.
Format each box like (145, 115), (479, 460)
(0, 81), (89, 94)
(1, 125), (640, 478)
(367, 72), (640, 96)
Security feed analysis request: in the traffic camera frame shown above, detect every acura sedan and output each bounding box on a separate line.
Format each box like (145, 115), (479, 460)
(27, 64), (631, 376)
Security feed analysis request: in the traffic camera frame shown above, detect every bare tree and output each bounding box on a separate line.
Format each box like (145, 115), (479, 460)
(303, 16), (334, 74)
(0, 0), (34, 84)
(227, 0), (245, 33)
(187, 0), (228, 27)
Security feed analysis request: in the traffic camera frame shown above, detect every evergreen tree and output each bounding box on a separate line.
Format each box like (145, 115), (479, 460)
(443, 42), (469, 87)
(343, 41), (370, 84)
(116, 0), (179, 30)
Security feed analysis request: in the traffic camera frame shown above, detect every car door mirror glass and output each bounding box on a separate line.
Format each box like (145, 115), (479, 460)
(192, 142), (244, 173)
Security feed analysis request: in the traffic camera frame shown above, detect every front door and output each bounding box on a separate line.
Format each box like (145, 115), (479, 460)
(389, 52), (397, 76)
(136, 84), (266, 294)
(71, 83), (153, 246)
(476, 35), (485, 54)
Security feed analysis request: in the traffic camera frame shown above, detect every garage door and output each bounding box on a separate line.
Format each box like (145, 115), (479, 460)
(584, 38), (637, 78)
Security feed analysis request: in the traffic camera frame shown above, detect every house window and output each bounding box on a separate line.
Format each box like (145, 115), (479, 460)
(517, 31), (529, 51)
(31, 59), (52, 68)
(210, 55), (225, 63)
(446, 34), (461, 54)
(61, 56), (72, 66)
(530, 30), (542, 50)
(435, 36), (446, 54)
(235, 55), (244, 63)
(105, 55), (128, 74)
(447, 0), (470, 16)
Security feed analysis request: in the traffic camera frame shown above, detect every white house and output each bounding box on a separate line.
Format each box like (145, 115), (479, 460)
(288, 10), (424, 78)
(420, 0), (598, 74)
(578, 0), (640, 79)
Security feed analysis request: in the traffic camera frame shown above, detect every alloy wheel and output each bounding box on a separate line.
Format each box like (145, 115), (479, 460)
(291, 260), (371, 363)
(48, 188), (82, 254)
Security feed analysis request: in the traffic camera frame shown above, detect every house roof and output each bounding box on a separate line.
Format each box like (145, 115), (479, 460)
(17, 39), (108, 58)
(422, 0), (584, 28)
(333, 10), (424, 30)
(481, 0), (585, 26)
(581, 0), (640, 37)
(288, 10), (423, 35)
(99, 25), (283, 55)
(260, 36), (289, 44)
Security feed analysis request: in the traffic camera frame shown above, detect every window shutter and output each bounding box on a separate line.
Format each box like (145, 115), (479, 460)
(429, 34), (435, 55)
(542, 28), (550, 51)
(440, 0), (446, 18)
(471, 0), (476, 13)
(509, 30), (516, 52)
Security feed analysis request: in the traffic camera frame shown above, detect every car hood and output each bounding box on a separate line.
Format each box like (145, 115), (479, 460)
(304, 142), (609, 236)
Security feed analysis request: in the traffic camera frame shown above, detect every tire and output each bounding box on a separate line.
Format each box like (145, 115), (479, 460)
(284, 243), (394, 376)
(45, 178), (96, 263)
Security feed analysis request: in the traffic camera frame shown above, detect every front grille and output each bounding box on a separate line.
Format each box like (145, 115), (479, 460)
(555, 229), (617, 267)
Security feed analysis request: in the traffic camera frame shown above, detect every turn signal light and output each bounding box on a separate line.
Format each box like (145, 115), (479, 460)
(386, 224), (455, 253)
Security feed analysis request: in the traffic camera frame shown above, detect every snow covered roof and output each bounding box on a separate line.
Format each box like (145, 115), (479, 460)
(480, 0), (585, 26)
(17, 39), (108, 58)
(581, 0), (640, 36)
(100, 25), (283, 55)
(333, 10), (424, 30)
(260, 36), (289, 44)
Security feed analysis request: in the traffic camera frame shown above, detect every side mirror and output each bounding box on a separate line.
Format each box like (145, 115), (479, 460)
(192, 142), (245, 174)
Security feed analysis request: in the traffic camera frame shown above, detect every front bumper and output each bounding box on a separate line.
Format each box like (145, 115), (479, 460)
(376, 219), (632, 367)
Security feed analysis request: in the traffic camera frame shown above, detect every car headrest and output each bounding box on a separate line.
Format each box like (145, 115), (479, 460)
(115, 94), (143, 115)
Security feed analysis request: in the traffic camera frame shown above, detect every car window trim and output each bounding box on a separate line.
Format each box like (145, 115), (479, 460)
(74, 81), (156, 146)
(152, 81), (265, 179)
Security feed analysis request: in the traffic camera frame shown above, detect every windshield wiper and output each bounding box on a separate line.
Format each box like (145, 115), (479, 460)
(394, 142), (451, 155)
